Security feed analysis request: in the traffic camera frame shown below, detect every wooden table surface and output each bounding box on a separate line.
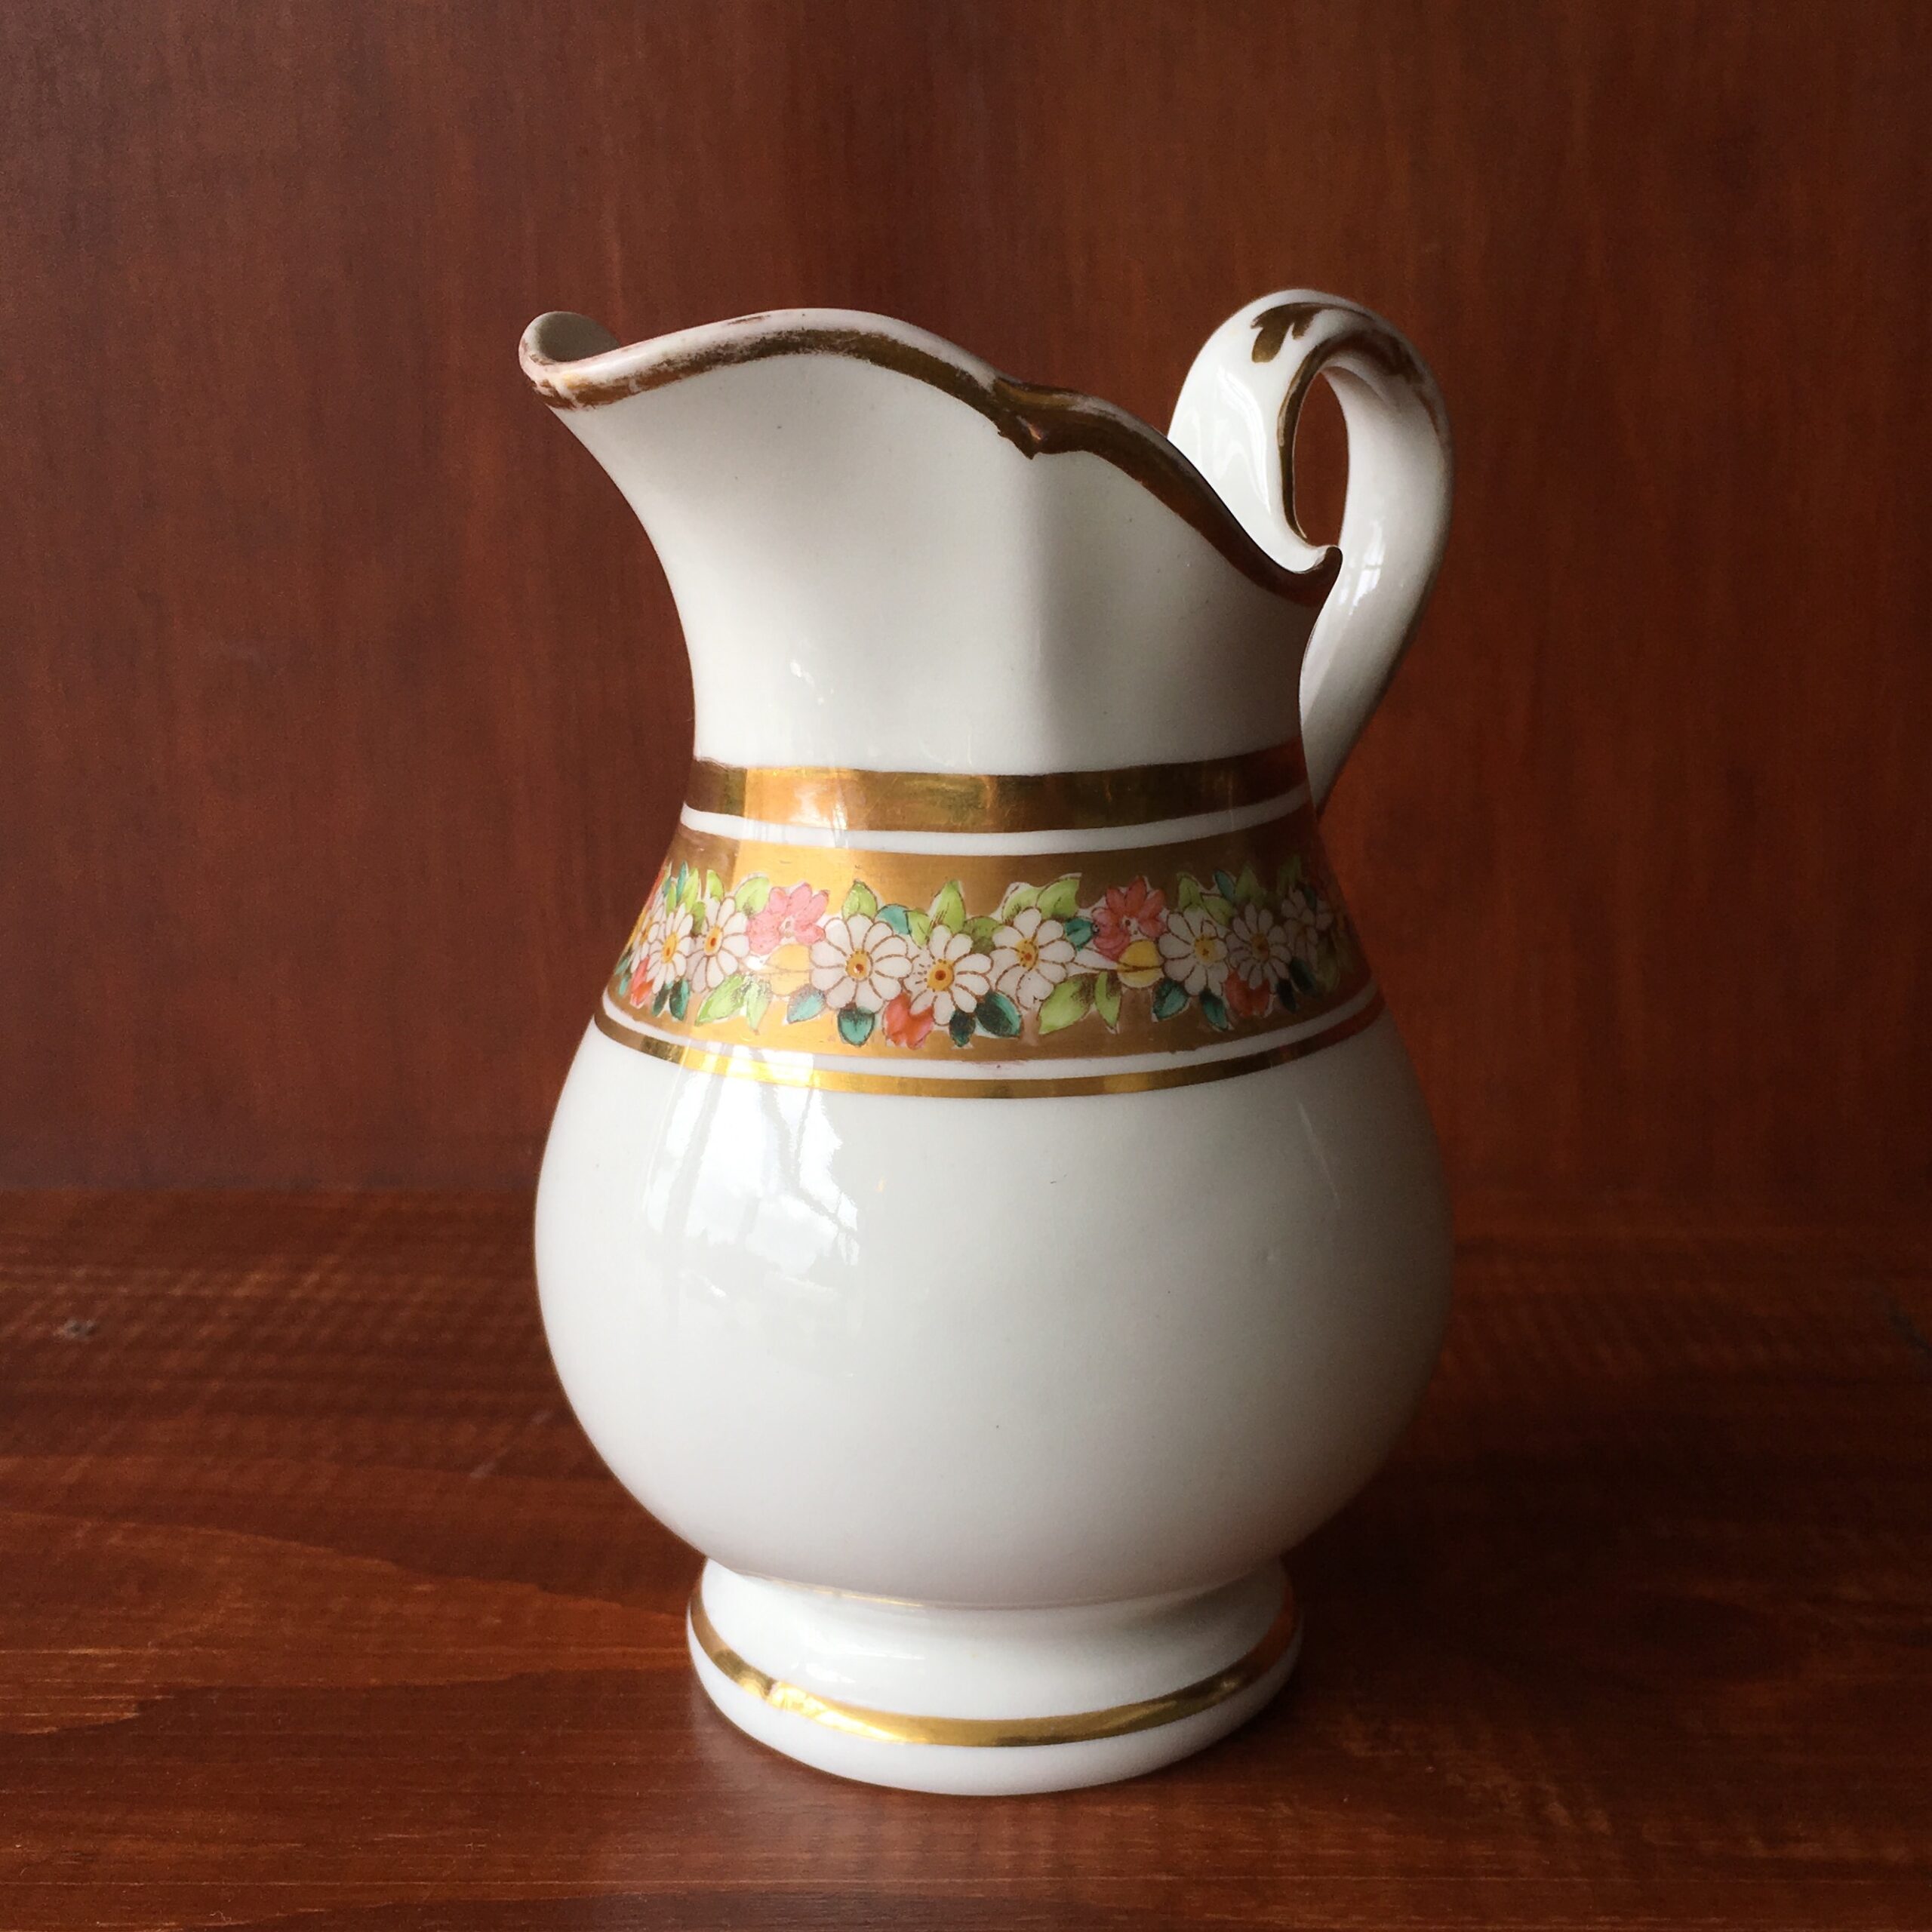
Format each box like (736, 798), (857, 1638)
(1, 1193), (1926, 1930)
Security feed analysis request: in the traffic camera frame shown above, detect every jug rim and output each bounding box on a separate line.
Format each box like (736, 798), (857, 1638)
(520, 306), (1338, 605)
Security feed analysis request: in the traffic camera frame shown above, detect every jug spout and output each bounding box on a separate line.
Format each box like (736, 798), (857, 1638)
(521, 309), (1339, 777)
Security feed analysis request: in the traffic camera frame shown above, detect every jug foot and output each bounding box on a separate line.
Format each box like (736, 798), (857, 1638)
(687, 1557), (1300, 1795)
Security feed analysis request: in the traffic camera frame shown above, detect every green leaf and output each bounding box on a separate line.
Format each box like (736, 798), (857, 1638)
(1234, 865), (1265, 906)
(734, 874), (772, 915)
(1201, 892), (1236, 926)
(668, 979), (691, 1020)
(742, 980), (772, 1030)
(1152, 977), (1189, 1021)
(949, 1009), (977, 1048)
(965, 915), (998, 951)
(906, 907), (934, 947)
(975, 991), (1022, 1038)
(786, 985), (826, 1024)
(1288, 958), (1318, 994)
(1092, 972), (1121, 1029)
(996, 881), (1039, 921)
(704, 869), (724, 904)
(651, 983), (670, 1016)
(1199, 992), (1232, 1032)
(676, 864), (700, 912)
(842, 881), (879, 920)
(876, 903), (912, 936)
(695, 973), (746, 1024)
(1036, 975), (1094, 1035)
(929, 881), (967, 933)
(1275, 854), (1304, 897)
(837, 1004), (875, 1047)
(1062, 915), (1095, 948)
(660, 870), (678, 911)
(1035, 875), (1080, 921)
(1177, 873), (1205, 912)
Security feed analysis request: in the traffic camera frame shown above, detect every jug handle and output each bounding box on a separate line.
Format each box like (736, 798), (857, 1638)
(1169, 293), (1454, 807)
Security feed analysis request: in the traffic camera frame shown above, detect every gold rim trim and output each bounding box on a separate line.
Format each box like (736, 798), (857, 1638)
(685, 743), (1308, 835)
(688, 1583), (1300, 1748)
(592, 991), (1382, 1098)
(521, 315), (1339, 605)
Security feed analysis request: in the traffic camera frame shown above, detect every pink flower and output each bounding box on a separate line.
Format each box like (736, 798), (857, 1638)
(1091, 878), (1168, 961)
(881, 991), (935, 1049)
(746, 883), (829, 957)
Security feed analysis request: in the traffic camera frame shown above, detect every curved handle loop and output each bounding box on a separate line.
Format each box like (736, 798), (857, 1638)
(1169, 292), (1454, 806)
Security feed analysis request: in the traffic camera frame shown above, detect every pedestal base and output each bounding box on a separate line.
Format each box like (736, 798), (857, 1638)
(687, 1558), (1300, 1795)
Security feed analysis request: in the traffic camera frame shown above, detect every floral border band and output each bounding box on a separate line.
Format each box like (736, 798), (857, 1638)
(595, 804), (1375, 1088)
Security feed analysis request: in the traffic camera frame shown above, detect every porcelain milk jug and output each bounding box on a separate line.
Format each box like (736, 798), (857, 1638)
(525, 291), (1454, 1794)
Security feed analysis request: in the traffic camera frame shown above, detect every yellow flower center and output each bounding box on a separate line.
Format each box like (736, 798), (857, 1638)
(1014, 937), (1039, 970)
(927, 958), (955, 991)
(660, 938), (680, 966)
(703, 928), (724, 954)
(844, 949), (872, 980)
(1194, 934), (1222, 962)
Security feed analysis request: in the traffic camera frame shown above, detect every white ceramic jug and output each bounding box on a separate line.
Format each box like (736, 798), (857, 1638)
(525, 291), (1454, 1794)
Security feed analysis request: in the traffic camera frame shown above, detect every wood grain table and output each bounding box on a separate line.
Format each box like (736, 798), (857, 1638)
(1, 1192), (1926, 1930)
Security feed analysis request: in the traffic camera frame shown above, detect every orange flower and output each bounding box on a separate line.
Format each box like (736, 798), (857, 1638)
(881, 991), (935, 1049)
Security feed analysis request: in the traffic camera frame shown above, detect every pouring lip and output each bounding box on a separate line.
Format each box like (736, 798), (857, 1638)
(518, 307), (1340, 606)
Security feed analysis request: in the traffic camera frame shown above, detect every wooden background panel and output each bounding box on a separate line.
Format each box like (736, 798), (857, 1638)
(2, 1), (1927, 1201)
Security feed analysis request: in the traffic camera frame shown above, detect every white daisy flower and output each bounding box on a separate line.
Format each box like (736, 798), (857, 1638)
(1281, 886), (1336, 964)
(644, 904), (696, 995)
(691, 894), (751, 992)
(1226, 904), (1296, 989)
(989, 905), (1078, 1012)
(1157, 905), (1230, 996)
(906, 924), (993, 1024)
(808, 912), (913, 1014)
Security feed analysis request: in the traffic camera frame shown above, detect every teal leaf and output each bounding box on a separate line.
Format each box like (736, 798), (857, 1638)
(996, 881), (1038, 921)
(1199, 992), (1232, 1032)
(1289, 958), (1318, 993)
(929, 881), (967, 932)
(734, 874), (772, 915)
(1275, 977), (1300, 1012)
(743, 980), (773, 1030)
(1177, 873), (1204, 912)
(975, 991), (1022, 1038)
(838, 1004), (875, 1047)
(695, 973), (746, 1024)
(1036, 975), (1094, 1035)
(786, 985), (826, 1024)
(876, 903), (912, 936)
(1152, 977), (1189, 1021)
(949, 1009), (977, 1048)
(651, 983), (670, 1016)
(1214, 869), (1238, 901)
(965, 915), (998, 951)
(906, 907), (934, 947)
(1061, 915), (1095, 948)
(1035, 875), (1080, 921)
(842, 881), (879, 920)
(668, 979), (691, 1020)
(676, 864), (700, 912)
(1092, 971), (1121, 1030)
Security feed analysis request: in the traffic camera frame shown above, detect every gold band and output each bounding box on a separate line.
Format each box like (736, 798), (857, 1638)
(685, 743), (1308, 835)
(688, 1582), (1300, 1747)
(595, 991), (1382, 1097)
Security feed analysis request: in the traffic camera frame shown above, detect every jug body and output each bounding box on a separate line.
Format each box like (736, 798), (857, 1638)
(525, 294), (1454, 1793)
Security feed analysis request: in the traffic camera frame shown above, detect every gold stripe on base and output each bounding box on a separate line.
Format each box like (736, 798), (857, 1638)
(593, 989), (1383, 1099)
(688, 1583), (1300, 1748)
(685, 743), (1307, 835)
